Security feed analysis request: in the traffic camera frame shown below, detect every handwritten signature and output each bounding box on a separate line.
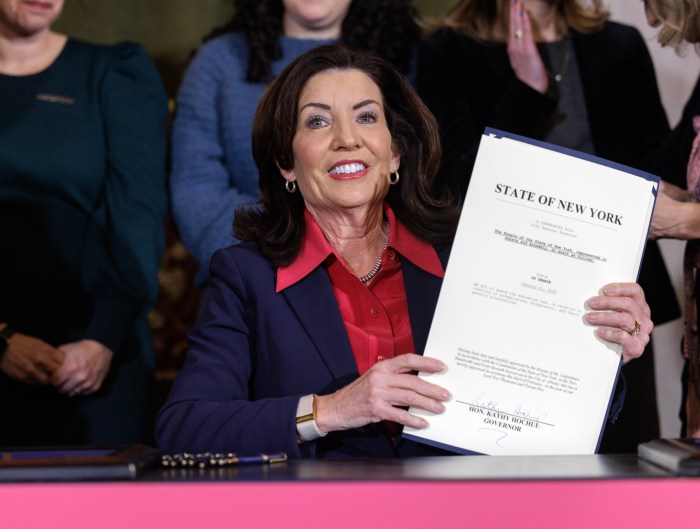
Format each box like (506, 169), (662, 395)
(472, 393), (503, 412)
(512, 406), (549, 422)
(471, 393), (549, 422)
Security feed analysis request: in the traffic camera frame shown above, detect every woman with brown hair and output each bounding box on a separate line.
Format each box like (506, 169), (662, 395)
(156, 44), (652, 457)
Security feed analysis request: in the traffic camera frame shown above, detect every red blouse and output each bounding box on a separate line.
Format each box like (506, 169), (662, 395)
(277, 205), (444, 375)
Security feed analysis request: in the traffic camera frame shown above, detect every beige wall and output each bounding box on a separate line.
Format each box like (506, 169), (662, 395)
(53, 0), (457, 95)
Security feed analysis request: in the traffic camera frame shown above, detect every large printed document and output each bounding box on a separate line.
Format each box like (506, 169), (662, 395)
(403, 129), (657, 455)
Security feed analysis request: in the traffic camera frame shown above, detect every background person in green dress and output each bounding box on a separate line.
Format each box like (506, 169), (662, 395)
(0, 0), (168, 445)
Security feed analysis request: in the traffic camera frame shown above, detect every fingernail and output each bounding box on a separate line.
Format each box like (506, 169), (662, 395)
(587, 297), (600, 308)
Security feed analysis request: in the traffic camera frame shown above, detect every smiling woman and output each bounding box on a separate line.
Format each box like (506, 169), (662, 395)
(155, 44), (654, 458)
(278, 69), (400, 256)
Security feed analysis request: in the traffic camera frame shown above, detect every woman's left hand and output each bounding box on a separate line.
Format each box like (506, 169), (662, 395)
(585, 282), (652, 363)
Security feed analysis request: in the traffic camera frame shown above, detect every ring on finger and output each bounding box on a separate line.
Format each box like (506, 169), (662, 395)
(515, 29), (524, 39)
(625, 321), (641, 336)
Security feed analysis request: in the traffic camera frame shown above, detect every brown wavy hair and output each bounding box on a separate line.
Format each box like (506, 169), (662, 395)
(206, 0), (422, 82)
(443, 0), (609, 43)
(644, 0), (700, 51)
(234, 45), (459, 266)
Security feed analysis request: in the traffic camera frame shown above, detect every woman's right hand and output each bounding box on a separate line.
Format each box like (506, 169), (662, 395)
(507, 0), (549, 94)
(314, 353), (451, 433)
(0, 332), (65, 385)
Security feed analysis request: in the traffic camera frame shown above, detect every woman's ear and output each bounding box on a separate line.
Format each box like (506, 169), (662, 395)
(277, 162), (296, 183)
(390, 143), (401, 173)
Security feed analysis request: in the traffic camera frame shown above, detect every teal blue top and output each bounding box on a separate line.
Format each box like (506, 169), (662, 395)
(0, 38), (168, 354)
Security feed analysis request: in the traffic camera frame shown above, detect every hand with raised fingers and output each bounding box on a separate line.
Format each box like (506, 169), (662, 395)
(507, 0), (549, 94)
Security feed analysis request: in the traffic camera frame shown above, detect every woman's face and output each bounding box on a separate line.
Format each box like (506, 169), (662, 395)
(0, 0), (64, 37)
(282, 0), (353, 38)
(279, 69), (400, 218)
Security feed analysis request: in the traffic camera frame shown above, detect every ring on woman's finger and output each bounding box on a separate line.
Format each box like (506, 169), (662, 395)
(625, 321), (641, 336)
(515, 29), (524, 39)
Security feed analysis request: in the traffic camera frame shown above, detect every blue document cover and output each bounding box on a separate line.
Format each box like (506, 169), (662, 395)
(403, 128), (658, 455)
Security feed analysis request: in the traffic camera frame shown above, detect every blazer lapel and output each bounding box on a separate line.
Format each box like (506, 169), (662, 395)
(280, 267), (359, 388)
(280, 244), (450, 379)
(401, 245), (451, 356)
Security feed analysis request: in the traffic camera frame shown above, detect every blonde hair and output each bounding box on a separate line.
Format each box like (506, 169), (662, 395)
(645, 0), (700, 51)
(444, 0), (609, 43)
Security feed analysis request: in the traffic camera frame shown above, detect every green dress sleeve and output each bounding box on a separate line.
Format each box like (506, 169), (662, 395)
(83, 42), (168, 353)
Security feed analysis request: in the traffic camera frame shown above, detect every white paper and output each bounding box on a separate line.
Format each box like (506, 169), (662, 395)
(404, 130), (657, 455)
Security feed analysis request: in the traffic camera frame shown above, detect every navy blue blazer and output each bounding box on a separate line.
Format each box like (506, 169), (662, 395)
(156, 240), (625, 458)
(156, 241), (455, 458)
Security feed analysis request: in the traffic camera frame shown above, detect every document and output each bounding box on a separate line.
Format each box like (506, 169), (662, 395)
(403, 128), (657, 455)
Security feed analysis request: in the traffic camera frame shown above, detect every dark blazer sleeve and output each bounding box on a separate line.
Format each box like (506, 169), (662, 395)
(156, 243), (329, 457)
(155, 246), (304, 456)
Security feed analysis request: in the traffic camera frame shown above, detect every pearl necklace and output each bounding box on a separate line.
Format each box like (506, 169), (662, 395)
(359, 221), (390, 284)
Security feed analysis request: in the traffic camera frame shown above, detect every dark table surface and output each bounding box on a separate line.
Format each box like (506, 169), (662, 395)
(147, 454), (674, 482)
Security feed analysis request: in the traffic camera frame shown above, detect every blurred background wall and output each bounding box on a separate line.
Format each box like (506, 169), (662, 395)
(53, 0), (698, 437)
